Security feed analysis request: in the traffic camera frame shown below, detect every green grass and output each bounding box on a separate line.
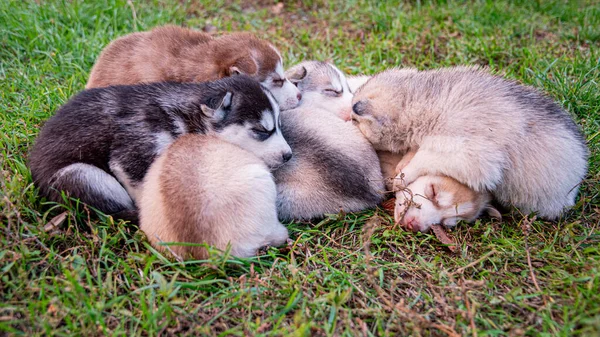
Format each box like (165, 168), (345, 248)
(1, 0), (599, 335)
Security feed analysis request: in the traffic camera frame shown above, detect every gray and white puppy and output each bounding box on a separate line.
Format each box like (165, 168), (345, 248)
(351, 66), (589, 221)
(272, 61), (384, 220)
(29, 75), (291, 217)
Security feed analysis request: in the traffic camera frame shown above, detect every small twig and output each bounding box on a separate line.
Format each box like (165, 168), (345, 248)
(449, 249), (497, 277)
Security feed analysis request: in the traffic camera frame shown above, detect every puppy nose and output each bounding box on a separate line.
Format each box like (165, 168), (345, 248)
(282, 152), (293, 162)
(297, 93), (302, 101)
(403, 216), (418, 232)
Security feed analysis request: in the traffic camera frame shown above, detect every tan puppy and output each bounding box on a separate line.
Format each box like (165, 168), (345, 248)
(352, 66), (588, 221)
(139, 134), (288, 260)
(381, 151), (500, 232)
(87, 25), (301, 110)
(395, 175), (500, 232)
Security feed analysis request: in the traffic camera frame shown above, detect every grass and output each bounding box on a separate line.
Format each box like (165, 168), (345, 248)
(1, 0), (599, 335)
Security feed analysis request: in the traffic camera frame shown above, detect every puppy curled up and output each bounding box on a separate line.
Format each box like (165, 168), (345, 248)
(29, 75), (291, 220)
(351, 66), (588, 231)
(87, 25), (301, 110)
(139, 134), (288, 259)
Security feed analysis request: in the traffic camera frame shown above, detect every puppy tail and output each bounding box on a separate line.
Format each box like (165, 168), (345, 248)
(46, 163), (134, 214)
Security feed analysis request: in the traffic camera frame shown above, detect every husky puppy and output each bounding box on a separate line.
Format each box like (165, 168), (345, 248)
(351, 67), (588, 220)
(286, 61), (354, 120)
(382, 151), (500, 232)
(87, 25), (301, 110)
(29, 75), (291, 217)
(272, 61), (384, 220)
(395, 175), (500, 232)
(139, 134), (288, 259)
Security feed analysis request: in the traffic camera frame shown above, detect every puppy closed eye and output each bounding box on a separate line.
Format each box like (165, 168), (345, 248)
(424, 184), (437, 201)
(252, 127), (274, 141)
(272, 79), (285, 87)
(323, 88), (342, 97)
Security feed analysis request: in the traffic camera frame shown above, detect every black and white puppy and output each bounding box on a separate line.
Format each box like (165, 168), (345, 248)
(29, 75), (291, 217)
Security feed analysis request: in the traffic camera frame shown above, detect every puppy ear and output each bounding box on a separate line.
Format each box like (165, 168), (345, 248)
(227, 55), (258, 77)
(218, 92), (233, 109)
(229, 66), (242, 76)
(285, 65), (307, 85)
(202, 92), (233, 121)
(485, 206), (502, 220)
(200, 105), (215, 117)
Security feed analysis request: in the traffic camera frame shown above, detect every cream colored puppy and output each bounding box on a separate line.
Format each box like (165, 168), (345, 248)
(139, 134), (288, 260)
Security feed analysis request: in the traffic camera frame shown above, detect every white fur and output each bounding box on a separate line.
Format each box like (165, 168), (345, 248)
(294, 62), (354, 121)
(154, 131), (174, 154)
(260, 110), (275, 131)
(108, 160), (141, 203)
(263, 60), (301, 110)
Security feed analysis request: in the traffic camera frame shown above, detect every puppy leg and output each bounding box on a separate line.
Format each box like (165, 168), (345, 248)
(393, 137), (506, 192)
(49, 163), (134, 214)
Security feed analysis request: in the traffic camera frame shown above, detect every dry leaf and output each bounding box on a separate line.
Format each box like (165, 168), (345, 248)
(44, 211), (67, 232)
(431, 224), (458, 253)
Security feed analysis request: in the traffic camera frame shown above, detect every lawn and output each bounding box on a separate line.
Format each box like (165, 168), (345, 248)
(1, 0), (599, 336)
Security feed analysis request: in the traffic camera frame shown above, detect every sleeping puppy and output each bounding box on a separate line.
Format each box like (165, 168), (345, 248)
(29, 75), (291, 218)
(351, 66), (588, 224)
(87, 25), (301, 110)
(380, 151), (500, 232)
(139, 134), (288, 259)
(272, 61), (384, 220)
(285, 61), (354, 120)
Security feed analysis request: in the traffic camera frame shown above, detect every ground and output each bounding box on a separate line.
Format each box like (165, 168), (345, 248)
(1, 0), (599, 336)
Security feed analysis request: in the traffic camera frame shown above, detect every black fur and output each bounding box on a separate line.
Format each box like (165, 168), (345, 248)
(29, 75), (272, 215)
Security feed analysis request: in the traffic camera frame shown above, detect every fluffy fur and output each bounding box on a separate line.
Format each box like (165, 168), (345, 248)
(87, 25), (301, 110)
(139, 134), (288, 259)
(29, 75), (291, 217)
(351, 66), (589, 220)
(273, 61), (384, 220)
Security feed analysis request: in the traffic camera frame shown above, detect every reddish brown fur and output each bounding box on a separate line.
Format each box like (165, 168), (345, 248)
(87, 25), (281, 88)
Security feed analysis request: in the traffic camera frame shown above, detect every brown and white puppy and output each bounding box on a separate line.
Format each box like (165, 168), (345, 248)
(87, 25), (301, 110)
(351, 66), (588, 222)
(382, 151), (500, 232)
(139, 134), (288, 260)
(286, 61), (354, 120)
(395, 175), (500, 232)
